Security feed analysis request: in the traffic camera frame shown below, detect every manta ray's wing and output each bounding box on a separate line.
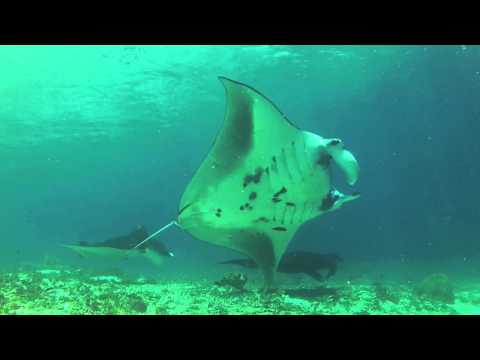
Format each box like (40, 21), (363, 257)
(61, 244), (134, 260)
(178, 77), (359, 289)
(62, 244), (169, 268)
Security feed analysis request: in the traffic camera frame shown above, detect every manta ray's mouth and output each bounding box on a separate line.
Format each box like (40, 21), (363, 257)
(178, 203), (192, 216)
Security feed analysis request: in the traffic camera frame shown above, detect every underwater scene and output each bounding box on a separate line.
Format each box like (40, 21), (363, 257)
(1, 45), (479, 315)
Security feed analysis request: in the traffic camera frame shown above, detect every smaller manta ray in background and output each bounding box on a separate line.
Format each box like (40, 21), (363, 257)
(219, 251), (342, 282)
(62, 225), (174, 267)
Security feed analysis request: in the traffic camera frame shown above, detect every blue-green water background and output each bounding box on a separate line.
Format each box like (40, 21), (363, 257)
(1, 45), (479, 281)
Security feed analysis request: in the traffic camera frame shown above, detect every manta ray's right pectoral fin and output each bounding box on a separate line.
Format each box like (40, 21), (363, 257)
(325, 138), (359, 186)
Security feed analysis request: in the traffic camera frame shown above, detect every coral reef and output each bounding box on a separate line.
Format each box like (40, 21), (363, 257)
(0, 266), (478, 315)
(214, 273), (248, 292)
(414, 273), (455, 304)
(372, 281), (399, 304)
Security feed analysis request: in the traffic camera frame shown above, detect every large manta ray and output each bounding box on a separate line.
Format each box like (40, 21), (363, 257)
(142, 77), (360, 290)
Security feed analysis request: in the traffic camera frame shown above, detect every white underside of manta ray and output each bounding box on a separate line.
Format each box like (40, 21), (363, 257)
(141, 76), (360, 290)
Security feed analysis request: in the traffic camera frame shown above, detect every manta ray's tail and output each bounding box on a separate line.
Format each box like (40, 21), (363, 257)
(132, 220), (179, 249)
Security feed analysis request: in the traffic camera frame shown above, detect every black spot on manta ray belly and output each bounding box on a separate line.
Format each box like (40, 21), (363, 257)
(240, 203), (253, 211)
(243, 168), (264, 188)
(272, 226), (287, 232)
(249, 192), (257, 200)
(273, 186), (287, 198)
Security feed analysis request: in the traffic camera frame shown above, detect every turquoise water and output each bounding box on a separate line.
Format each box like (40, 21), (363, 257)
(1, 45), (479, 314)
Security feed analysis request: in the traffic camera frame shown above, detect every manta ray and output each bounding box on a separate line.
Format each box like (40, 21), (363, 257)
(139, 77), (360, 290)
(219, 251), (342, 282)
(63, 225), (174, 267)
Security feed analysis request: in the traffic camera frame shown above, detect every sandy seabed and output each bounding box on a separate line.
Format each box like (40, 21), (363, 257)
(1, 264), (479, 315)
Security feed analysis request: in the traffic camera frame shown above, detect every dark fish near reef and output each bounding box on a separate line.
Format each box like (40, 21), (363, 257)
(219, 251), (342, 282)
(62, 225), (174, 267)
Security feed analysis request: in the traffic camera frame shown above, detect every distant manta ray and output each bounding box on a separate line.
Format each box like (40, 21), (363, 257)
(63, 225), (174, 267)
(136, 77), (360, 291)
(219, 251), (342, 282)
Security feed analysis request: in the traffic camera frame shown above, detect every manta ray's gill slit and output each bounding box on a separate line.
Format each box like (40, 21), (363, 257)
(264, 166), (275, 195)
(298, 202), (309, 222)
(302, 137), (315, 176)
(299, 202), (306, 221)
(295, 137), (309, 179)
(290, 140), (305, 181)
(286, 142), (302, 182)
(280, 205), (289, 225)
(271, 156), (278, 173)
(268, 155), (283, 206)
(279, 147), (294, 182)
(272, 201), (280, 223)
(285, 202), (297, 224)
